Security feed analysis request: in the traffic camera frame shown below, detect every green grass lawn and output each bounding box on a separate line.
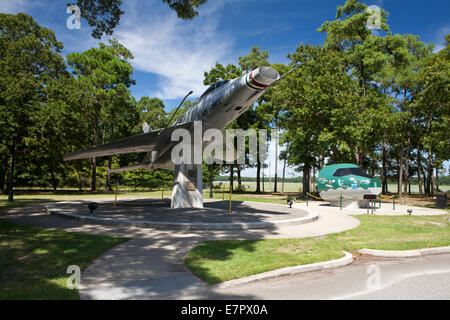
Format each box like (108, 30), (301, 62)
(0, 215), (127, 299)
(185, 213), (450, 284)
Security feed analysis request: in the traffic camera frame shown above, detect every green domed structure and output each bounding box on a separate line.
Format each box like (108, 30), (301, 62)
(317, 164), (381, 207)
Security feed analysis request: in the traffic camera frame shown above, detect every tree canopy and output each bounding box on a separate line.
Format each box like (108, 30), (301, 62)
(0, 0), (448, 196)
(69, 0), (208, 39)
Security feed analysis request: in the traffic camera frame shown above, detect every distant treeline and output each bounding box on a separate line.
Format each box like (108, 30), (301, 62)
(214, 176), (303, 183)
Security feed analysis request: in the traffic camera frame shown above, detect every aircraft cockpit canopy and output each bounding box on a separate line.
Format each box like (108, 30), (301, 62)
(333, 167), (372, 178)
(200, 80), (229, 98)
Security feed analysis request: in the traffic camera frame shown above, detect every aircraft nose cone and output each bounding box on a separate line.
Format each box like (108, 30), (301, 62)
(250, 66), (280, 87)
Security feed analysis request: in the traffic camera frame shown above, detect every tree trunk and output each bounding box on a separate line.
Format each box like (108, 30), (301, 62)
(237, 165), (242, 191)
(0, 157), (6, 194)
(302, 165), (310, 196)
(281, 157), (286, 194)
(91, 157), (97, 192)
(256, 160), (261, 193)
(424, 170), (429, 195)
(403, 123), (412, 194)
(274, 127), (278, 193)
(309, 167), (313, 193)
(417, 145), (423, 195)
(50, 168), (57, 192)
(107, 156), (112, 191)
(427, 150), (434, 195)
(274, 171), (278, 193)
(76, 167), (83, 192)
(382, 139), (387, 194)
(398, 145), (403, 196)
(106, 124), (114, 191)
(209, 164), (213, 198)
(262, 164), (265, 193)
(355, 146), (361, 166)
(229, 164), (234, 192)
(435, 167), (439, 192)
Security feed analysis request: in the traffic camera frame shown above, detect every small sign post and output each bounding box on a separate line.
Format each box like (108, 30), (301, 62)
(363, 194), (377, 214)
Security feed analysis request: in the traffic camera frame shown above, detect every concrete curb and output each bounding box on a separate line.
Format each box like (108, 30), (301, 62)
(358, 246), (450, 258)
(45, 202), (318, 231)
(212, 251), (353, 289)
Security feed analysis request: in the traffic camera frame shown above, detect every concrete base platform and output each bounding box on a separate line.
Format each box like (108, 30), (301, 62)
(45, 199), (317, 231)
(329, 199), (366, 209)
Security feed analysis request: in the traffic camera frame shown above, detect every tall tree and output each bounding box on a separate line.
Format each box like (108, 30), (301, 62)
(414, 36), (450, 195)
(137, 97), (167, 131)
(318, 0), (391, 166)
(238, 46), (271, 193)
(265, 63), (289, 193)
(0, 13), (66, 194)
(67, 38), (136, 191)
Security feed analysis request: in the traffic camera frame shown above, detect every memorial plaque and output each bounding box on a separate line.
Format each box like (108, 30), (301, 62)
(186, 181), (196, 191)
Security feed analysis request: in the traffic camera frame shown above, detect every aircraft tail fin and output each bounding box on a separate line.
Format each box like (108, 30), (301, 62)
(142, 122), (152, 133)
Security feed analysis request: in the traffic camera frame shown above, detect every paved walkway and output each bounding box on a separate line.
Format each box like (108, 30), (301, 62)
(0, 199), (445, 299)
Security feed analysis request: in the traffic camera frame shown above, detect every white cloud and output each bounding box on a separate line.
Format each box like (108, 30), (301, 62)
(1, 0), (29, 13)
(432, 26), (449, 53)
(0, 0), (43, 14)
(112, 0), (234, 99)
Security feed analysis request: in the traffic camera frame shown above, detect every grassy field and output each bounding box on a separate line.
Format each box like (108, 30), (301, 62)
(185, 212), (450, 284)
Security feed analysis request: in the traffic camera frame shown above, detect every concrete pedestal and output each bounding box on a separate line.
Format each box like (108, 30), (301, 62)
(171, 163), (203, 208)
(329, 199), (367, 209)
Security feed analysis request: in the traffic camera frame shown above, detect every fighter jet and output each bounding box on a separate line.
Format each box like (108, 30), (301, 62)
(63, 66), (285, 171)
(317, 164), (382, 201)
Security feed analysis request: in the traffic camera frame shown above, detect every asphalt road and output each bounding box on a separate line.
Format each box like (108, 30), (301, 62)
(157, 253), (450, 300)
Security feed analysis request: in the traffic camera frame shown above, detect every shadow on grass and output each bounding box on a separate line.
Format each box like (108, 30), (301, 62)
(0, 199), (52, 210)
(0, 219), (127, 299)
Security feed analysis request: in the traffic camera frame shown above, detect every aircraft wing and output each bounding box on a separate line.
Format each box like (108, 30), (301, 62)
(63, 122), (192, 161)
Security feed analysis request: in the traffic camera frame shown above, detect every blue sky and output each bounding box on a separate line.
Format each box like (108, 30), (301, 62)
(2, 0), (449, 177)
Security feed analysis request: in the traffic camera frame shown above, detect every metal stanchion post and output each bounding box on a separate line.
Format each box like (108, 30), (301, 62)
(114, 183), (119, 207)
